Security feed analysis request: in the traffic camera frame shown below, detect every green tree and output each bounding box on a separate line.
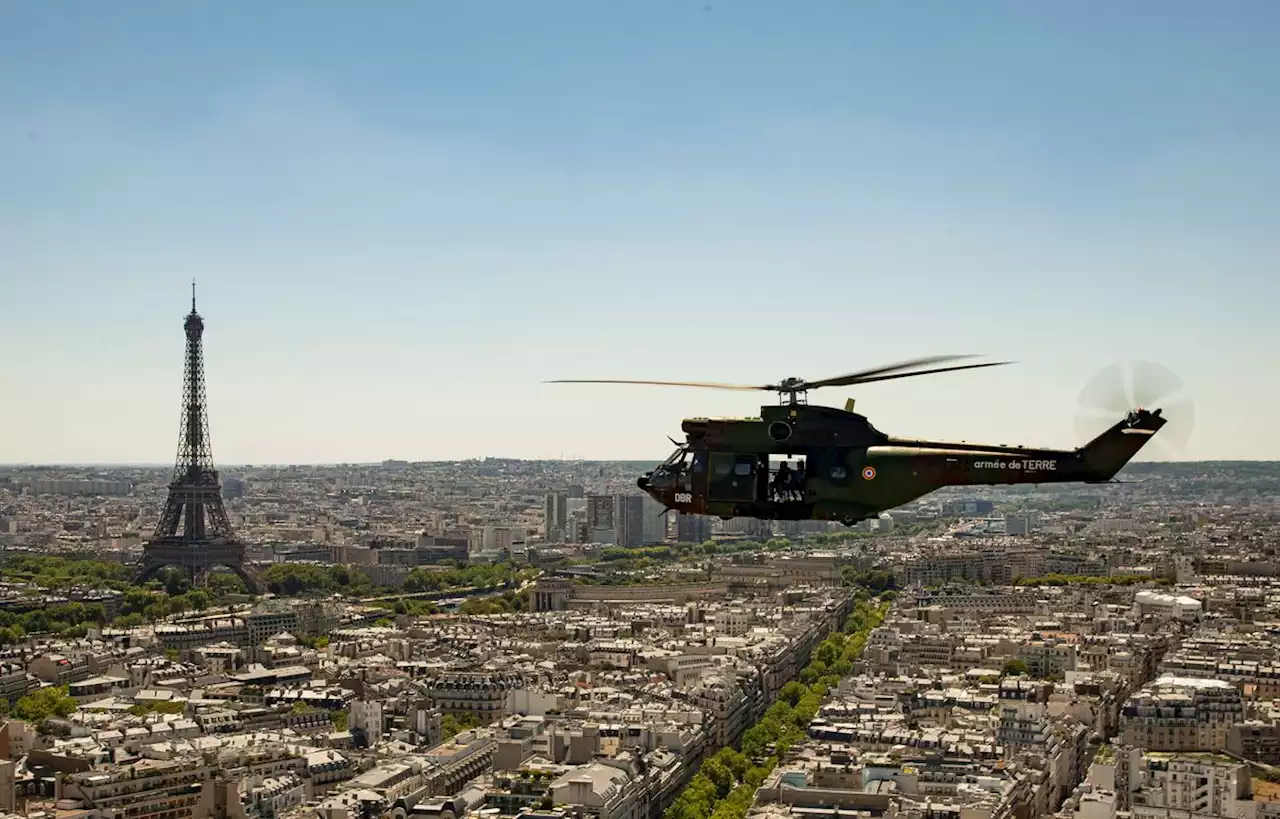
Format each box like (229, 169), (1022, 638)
(1001, 658), (1029, 677)
(663, 597), (891, 819)
(14, 685), (77, 724)
(128, 700), (185, 717)
(701, 757), (734, 799)
(207, 572), (248, 595)
(160, 567), (191, 596)
(777, 681), (807, 708)
(440, 711), (482, 741)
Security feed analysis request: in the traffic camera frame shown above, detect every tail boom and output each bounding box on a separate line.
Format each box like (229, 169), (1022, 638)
(870, 408), (1166, 489)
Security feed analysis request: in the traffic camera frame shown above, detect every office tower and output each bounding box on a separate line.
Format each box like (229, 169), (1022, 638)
(586, 494), (615, 544)
(613, 495), (645, 548)
(677, 513), (713, 544)
(544, 491), (568, 542)
(641, 494), (667, 544)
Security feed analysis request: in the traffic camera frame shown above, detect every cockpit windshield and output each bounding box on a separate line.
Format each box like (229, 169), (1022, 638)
(649, 446), (700, 491)
(661, 446), (688, 467)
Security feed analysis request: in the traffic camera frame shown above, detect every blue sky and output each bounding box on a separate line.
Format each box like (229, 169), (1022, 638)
(2, 1), (1277, 463)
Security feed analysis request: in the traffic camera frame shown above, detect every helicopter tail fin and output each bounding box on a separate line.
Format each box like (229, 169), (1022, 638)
(1078, 409), (1167, 480)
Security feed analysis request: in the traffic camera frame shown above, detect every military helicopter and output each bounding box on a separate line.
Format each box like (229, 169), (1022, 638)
(547, 355), (1172, 526)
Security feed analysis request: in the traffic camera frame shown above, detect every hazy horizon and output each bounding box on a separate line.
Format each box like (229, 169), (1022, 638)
(4, 2), (1277, 463)
(4, 457), (1276, 470)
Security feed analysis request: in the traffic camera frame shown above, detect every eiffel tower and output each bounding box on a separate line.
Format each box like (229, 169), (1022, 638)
(138, 286), (261, 593)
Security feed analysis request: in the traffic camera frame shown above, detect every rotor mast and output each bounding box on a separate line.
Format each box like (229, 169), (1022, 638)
(776, 378), (809, 405)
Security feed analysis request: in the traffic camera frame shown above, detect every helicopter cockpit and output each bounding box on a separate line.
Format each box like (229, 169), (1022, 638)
(638, 445), (705, 496)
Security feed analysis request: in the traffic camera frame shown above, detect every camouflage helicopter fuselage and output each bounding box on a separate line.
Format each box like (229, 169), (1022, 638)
(638, 402), (1166, 525)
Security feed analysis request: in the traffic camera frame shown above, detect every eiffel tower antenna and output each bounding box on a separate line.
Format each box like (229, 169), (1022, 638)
(138, 290), (261, 593)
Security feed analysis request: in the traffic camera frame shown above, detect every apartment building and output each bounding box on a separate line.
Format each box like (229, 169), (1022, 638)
(1121, 676), (1245, 752)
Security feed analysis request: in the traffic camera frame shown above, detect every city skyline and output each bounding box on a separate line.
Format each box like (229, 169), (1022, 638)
(3, 2), (1278, 462)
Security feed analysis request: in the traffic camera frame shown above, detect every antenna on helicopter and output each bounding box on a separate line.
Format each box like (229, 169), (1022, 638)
(546, 354), (1013, 406)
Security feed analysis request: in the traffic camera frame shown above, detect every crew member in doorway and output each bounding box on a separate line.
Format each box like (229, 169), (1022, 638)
(772, 461), (792, 502)
(791, 460), (807, 501)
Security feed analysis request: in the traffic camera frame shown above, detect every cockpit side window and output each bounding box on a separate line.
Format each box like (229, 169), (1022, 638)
(691, 451), (707, 472)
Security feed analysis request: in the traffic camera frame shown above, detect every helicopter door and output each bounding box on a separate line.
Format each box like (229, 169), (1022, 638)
(689, 450), (709, 509)
(708, 452), (757, 503)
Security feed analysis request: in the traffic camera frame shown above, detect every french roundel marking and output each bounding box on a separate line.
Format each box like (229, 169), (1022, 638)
(862, 466), (876, 480)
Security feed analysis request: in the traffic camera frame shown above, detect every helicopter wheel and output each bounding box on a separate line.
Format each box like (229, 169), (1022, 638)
(841, 517), (861, 527)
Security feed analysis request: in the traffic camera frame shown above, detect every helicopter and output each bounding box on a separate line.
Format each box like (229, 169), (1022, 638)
(547, 355), (1170, 527)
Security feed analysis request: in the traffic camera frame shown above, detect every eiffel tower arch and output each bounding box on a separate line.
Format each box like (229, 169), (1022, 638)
(138, 286), (262, 594)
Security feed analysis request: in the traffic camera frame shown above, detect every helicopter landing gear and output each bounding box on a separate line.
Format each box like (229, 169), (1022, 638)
(841, 517), (862, 527)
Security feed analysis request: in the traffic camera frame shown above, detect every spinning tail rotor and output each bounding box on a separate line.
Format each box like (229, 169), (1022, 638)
(1075, 360), (1194, 458)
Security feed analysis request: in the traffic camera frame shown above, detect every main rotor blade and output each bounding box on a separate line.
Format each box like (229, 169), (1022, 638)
(808, 360), (1013, 389)
(803, 354), (982, 390)
(543, 378), (767, 391)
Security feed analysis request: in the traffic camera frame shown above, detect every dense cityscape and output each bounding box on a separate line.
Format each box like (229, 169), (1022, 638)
(1, 446), (1279, 819)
